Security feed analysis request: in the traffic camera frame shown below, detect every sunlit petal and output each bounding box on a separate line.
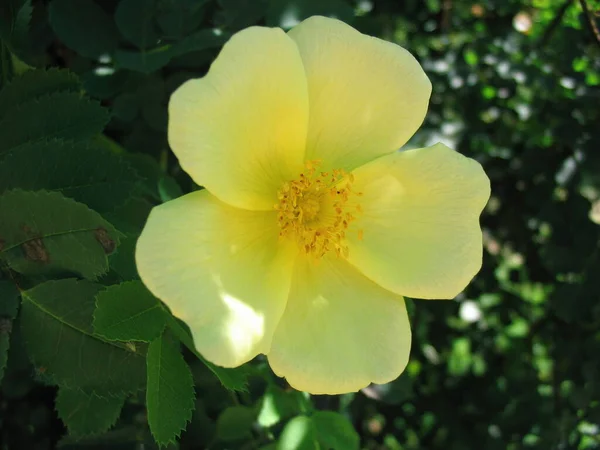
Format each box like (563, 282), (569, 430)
(169, 27), (309, 210)
(267, 256), (411, 395)
(347, 143), (490, 299)
(136, 190), (297, 366)
(288, 16), (431, 172)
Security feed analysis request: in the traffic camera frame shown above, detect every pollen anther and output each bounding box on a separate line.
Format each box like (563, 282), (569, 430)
(275, 160), (363, 259)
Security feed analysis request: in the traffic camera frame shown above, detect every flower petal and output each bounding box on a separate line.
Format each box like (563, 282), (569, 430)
(347, 143), (490, 300)
(288, 16), (431, 172)
(168, 27), (309, 210)
(267, 256), (411, 395)
(135, 190), (297, 367)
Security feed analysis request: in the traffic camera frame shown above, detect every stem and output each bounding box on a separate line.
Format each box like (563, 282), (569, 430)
(579, 0), (600, 48)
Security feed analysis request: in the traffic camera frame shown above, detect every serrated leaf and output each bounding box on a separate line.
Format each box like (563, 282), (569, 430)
(166, 315), (250, 392)
(216, 405), (257, 442)
(115, 0), (159, 49)
(0, 92), (109, 155)
(0, 190), (120, 280)
(49, 0), (118, 58)
(94, 281), (167, 342)
(146, 331), (195, 445)
(20, 279), (146, 395)
(0, 139), (140, 213)
(0, 69), (80, 120)
(312, 411), (359, 450)
(0, 280), (19, 382)
(56, 387), (125, 437)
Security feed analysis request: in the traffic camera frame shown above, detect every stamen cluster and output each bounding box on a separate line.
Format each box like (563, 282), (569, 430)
(275, 160), (362, 259)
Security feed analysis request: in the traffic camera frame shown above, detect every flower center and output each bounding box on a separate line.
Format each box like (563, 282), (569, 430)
(274, 160), (363, 259)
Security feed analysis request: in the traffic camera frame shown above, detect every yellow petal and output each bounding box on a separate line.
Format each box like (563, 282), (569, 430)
(168, 27), (309, 210)
(288, 16), (431, 172)
(347, 143), (490, 300)
(267, 256), (411, 395)
(135, 190), (297, 367)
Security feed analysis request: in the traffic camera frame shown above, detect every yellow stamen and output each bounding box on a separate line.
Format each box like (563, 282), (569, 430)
(275, 160), (363, 259)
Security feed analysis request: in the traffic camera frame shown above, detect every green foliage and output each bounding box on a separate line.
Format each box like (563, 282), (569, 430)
(1, 0), (600, 448)
(146, 331), (195, 445)
(94, 281), (167, 342)
(276, 412), (360, 450)
(56, 387), (126, 437)
(167, 314), (252, 393)
(0, 190), (120, 279)
(266, 0), (355, 28)
(0, 68), (80, 118)
(0, 139), (140, 212)
(0, 280), (19, 382)
(216, 405), (257, 442)
(258, 385), (304, 428)
(0, 92), (108, 153)
(115, 0), (160, 49)
(20, 279), (147, 394)
(48, 0), (119, 58)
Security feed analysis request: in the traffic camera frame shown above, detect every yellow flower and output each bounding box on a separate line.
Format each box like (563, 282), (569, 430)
(136, 16), (490, 395)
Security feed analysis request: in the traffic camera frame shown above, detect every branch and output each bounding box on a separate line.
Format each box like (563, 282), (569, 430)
(539, 0), (574, 48)
(579, 0), (600, 48)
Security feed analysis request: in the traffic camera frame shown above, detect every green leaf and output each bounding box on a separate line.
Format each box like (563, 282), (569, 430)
(0, 280), (19, 382)
(114, 46), (173, 74)
(112, 93), (139, 122)
(277, 413), (358, 450)
(0, 43), (14, 90)
(115, 0), (159, 49)
(48, 0), (118, 58)
(312, 411), (359, 450)
(217, 0), (268, 30)
(0, 69), (80, 120)
(10, 0), (31, 47)
(216, 405), (257, 442)
(155, 0), (208, 38)
(258, 385), (303, 428)
(167, 315), (250, 392)
(277, 416), (318, 450)
(94, 281), (167, 342)
(114, 29), (226, 73)
(0, 190), (121, 280)
(0, 92), (109, 155)
(0, 0), (32, 56)
(56, 387), (125, 437)
(109, 232), (140, 280)
(158, 174), (183, 202)
(266, 0), (355, 28)
(169, 29), (228, 58)
(0, 139), (140, 213)
(104, 197), (153, 234)
(20, 279), (146, 395)
(146, 331), (195, 445)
